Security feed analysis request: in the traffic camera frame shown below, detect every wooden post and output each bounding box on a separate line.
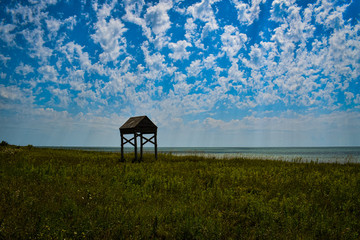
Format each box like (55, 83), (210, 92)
(154, 131), (158, 160)
(120, 132), (124, 161)
(140, 133), (143, 161)
(134, 133), (137, 162)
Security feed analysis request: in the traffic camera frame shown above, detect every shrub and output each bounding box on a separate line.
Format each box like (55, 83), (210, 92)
(0, 140), (9, 146)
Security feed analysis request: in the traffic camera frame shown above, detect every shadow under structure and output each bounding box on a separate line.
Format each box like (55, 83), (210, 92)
(119, 116), (158, 162)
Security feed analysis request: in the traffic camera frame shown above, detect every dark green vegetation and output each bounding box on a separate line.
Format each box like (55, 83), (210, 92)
(1, 145), (360, 239)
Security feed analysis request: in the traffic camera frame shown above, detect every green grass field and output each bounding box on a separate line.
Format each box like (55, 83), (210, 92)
(1, 145), (360, 239)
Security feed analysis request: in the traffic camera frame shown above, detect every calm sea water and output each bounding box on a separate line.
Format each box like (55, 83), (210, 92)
(49, 146), (360, 163)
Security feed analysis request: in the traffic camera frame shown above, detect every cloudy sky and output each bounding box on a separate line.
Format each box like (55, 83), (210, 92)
(0, 0), (359, 147)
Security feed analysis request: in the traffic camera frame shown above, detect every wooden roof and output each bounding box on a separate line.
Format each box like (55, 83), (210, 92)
(120, 116), (157, 134)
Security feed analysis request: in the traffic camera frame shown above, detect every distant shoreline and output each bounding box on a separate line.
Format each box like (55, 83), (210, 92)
(39, 146), (360, 163)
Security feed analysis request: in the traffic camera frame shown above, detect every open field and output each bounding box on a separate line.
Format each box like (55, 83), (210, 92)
(1, 145), (360, 239)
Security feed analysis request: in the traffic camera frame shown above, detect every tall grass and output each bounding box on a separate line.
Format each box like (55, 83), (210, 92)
(1, 145), (359, 239)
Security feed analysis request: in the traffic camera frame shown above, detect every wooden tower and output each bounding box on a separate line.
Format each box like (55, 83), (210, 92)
(119, 116), (158, 162)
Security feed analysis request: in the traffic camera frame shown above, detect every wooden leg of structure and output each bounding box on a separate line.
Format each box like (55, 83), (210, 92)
(134, 133), (137, 162)
(154, 132), (158, 160)
(140, 133), (143, 162)
(120, 131), (157, 163)
(120, 132), (124, 162)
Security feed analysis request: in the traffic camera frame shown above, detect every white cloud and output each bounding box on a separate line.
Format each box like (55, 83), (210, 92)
(92, 17), (127, 63)
(45, 17), (62, 39)
(231, 0), (265, 25)
(6, 3), (46, 26)
(242, 43), (266, 70)
(270, 1), (315, 45)
(0, 84), (25, 101)
(22, 28), (52, 62)
(60, 42), (92, 71)
(185, 0), (219, 49)
(93, 0), (116, 19)
(345, 92), (354, 105)
(119, 56), (133, 73)
(204, 112), (354, 132)
(354, 95), (360, 105)
(48, 86), (71, 108)
(122, 0), (153, 44)
(323, 6), (346, 30)
(142, 43), (166, 71)
(64, 16), (77, 30)
(15, 63), (34, 76)
(65, 69), (87, 91)
(103, 68), (143, 97)
(172, 72), (191, 95)
(184, 17), (204, 49)
(183, 111), (360, 146)
(0, 84), (34, 109)
(122, 0), (145, 26)
(0, 54), (11, 66)
(122, 0), (174, 49)
(203, 54), (214, 68)
(75, 89), (100, 108)
(38, 65), (58, 82)
(91, 2), (127, 63)
(186, 59), (202, 77)
(314, 0), (350, 30)
(141, 42), (176, 79)
(145, 1), (172, 36)
(270, 0), (294, 22)
(144, 0), (173, 49)
(0, 23), (16, 46)
(187, 0), (218, 31)
(185, 54), (223, 80)
(168, 40), (192, 61)
(0, 104), (129, 146)
(255, 87), (280, 105)
(221, 25), (247, 58)
(227, 60), (246, 85)
(325, 25), (360, 84)
(155, 91), (215, 121)
(184, 17), (197, 41)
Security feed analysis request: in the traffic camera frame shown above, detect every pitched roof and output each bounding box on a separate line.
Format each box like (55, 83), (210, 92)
(120, 116), (157, 133)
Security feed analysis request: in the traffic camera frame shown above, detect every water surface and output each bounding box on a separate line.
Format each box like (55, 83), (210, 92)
(47, 146), (360, 163)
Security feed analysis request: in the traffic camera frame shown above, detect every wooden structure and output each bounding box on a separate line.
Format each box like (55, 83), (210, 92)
(119, 116), (158, 162)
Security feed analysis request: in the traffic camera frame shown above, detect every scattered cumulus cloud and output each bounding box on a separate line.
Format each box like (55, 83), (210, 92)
(187, 0), (219, 31)
(91, 17), (127, 64)
(15, 63), (34, 76)
(21, 28), (53, 62)
(168, 40), (192, 61)
(232, 0), (265, 25)
(0, 54), (11, 66)
(38, 65), (58, 82)
(221, 25), (247, 58)
(0, 23), (17, 46)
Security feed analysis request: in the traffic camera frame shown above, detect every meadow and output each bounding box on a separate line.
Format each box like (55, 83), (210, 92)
(1, 144), (360, 239)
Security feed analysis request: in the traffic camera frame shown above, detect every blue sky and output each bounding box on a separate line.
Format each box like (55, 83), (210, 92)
(0, 0), (359, 147)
